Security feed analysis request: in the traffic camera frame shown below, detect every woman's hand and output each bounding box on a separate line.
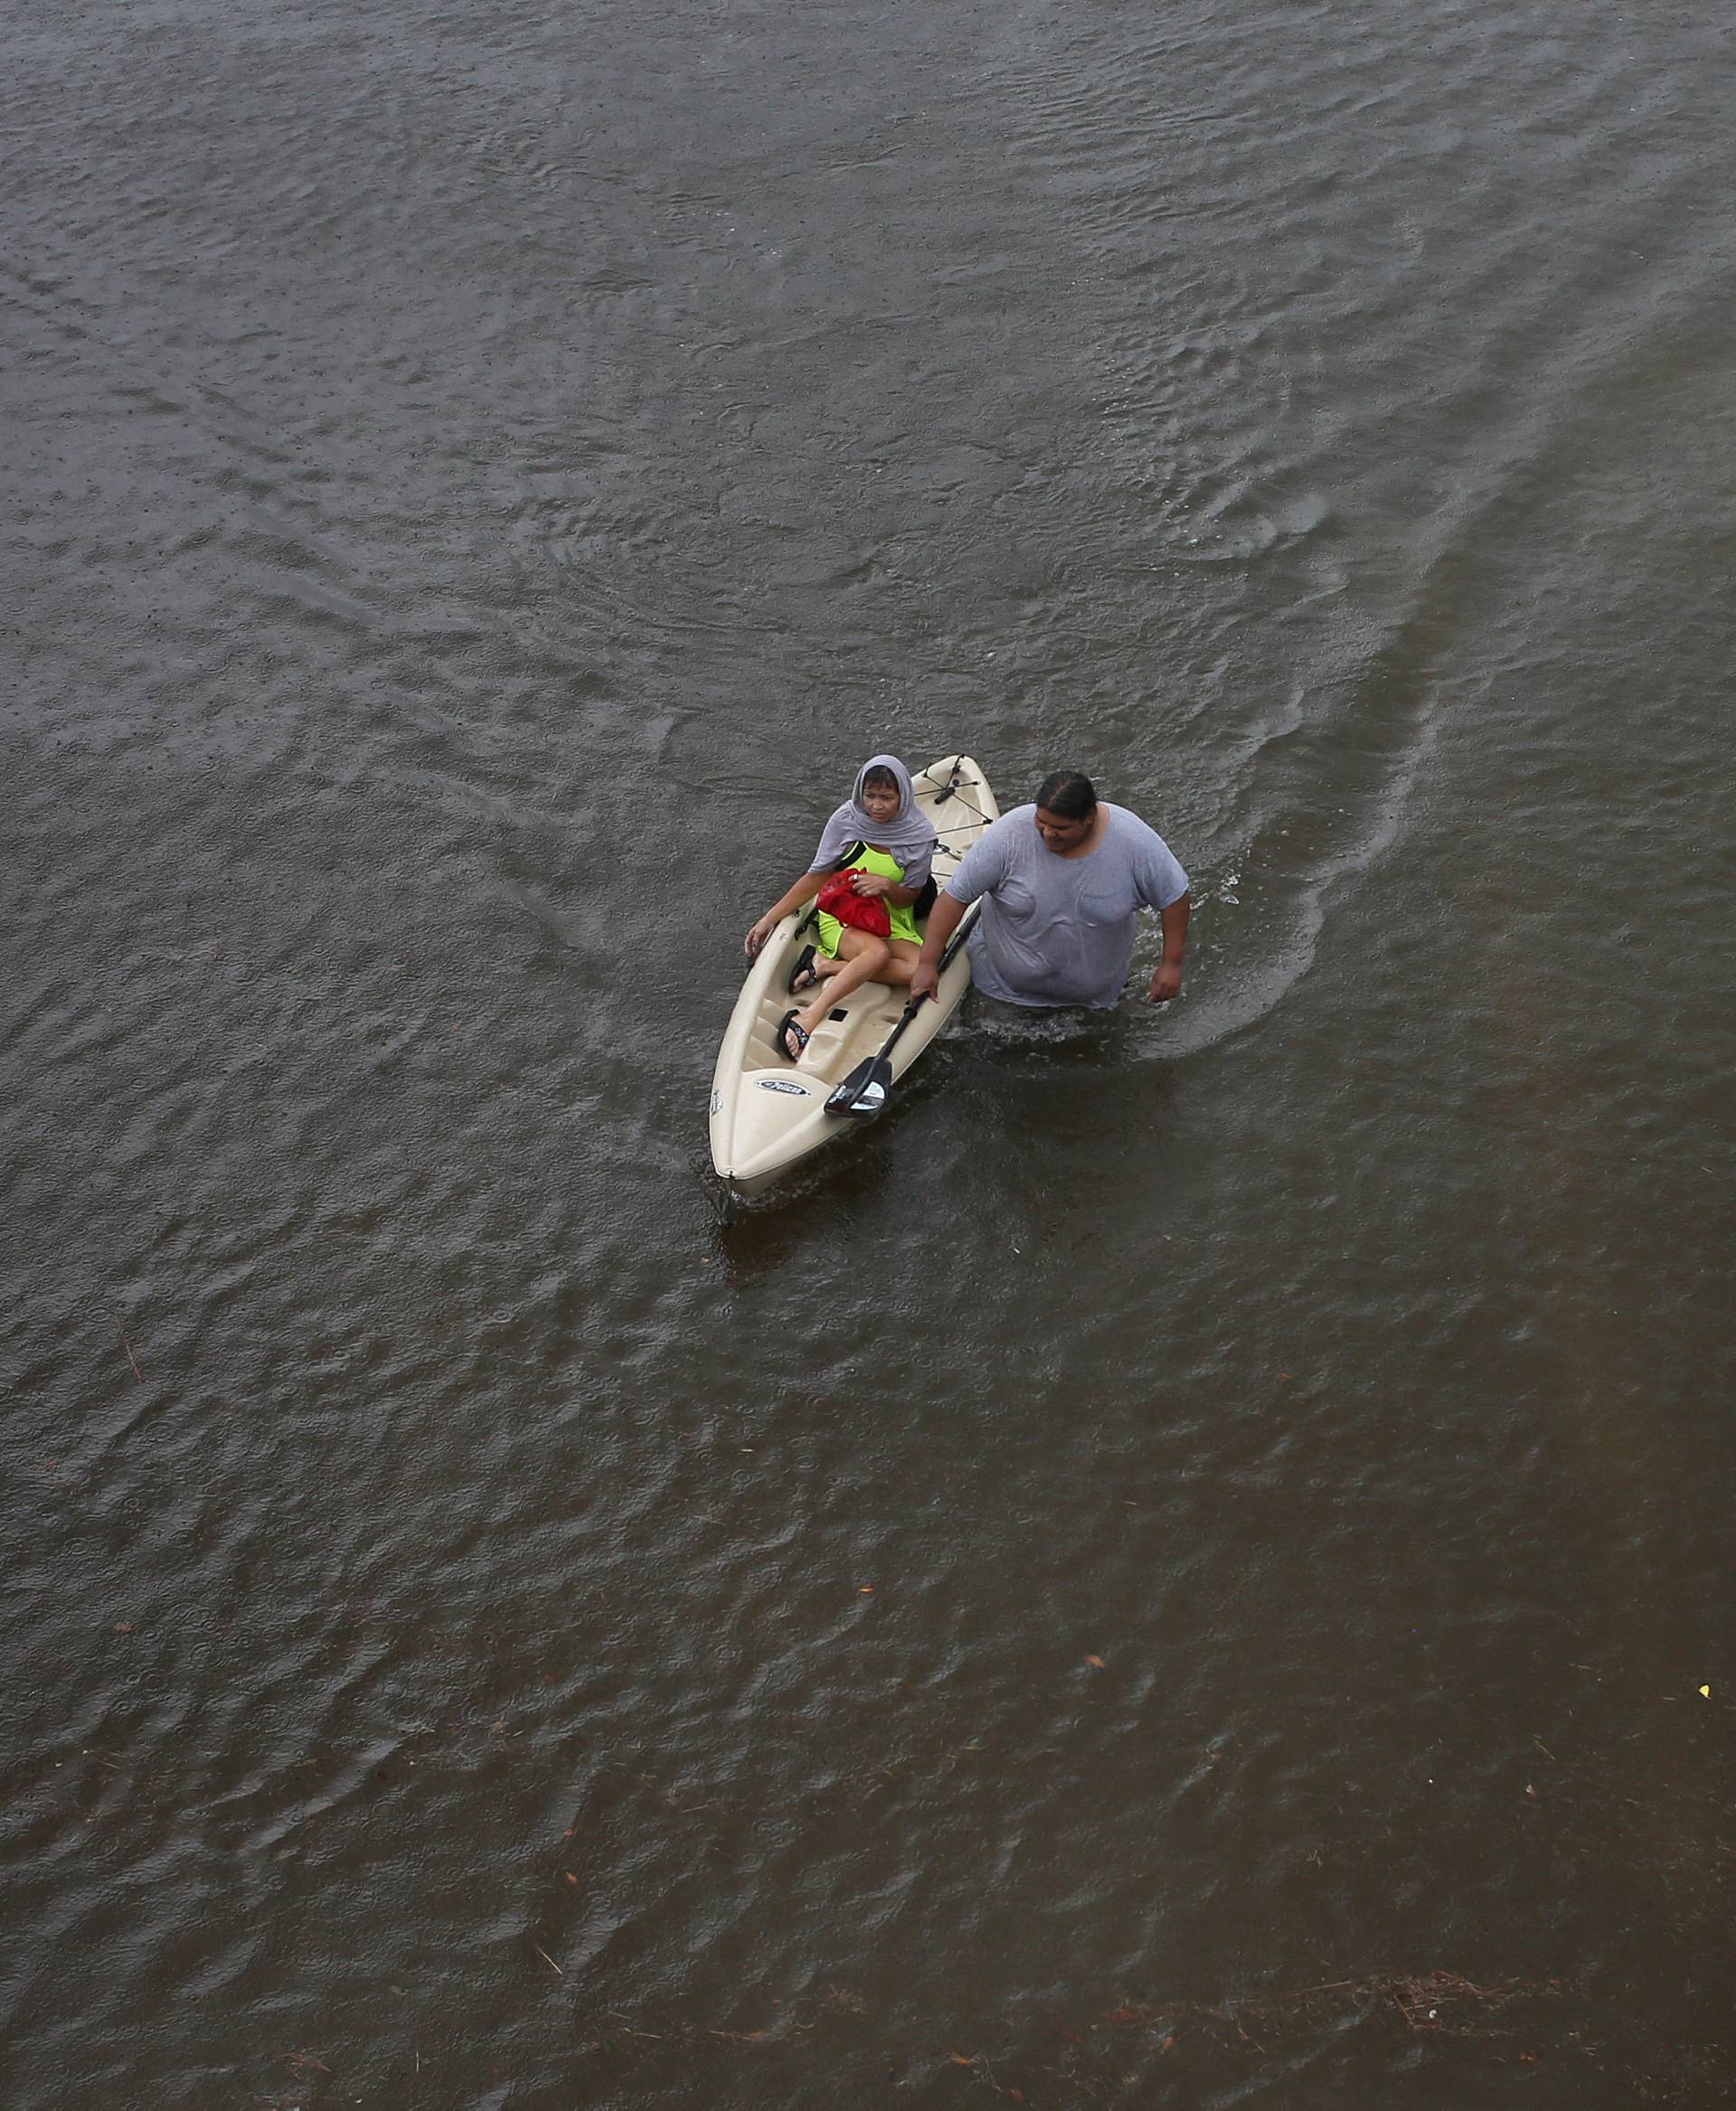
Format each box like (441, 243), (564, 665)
(847, 871), (893, 900)
(744, 915), (777, 959)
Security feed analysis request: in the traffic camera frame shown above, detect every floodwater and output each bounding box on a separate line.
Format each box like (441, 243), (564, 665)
(4, 0), (1732, 2102)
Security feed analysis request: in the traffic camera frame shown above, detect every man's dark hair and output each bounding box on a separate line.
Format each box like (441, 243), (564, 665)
(1033, 769), (1098, 819)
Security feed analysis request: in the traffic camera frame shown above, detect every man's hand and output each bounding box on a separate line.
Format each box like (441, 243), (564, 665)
(910, 889), (965, 1003)
(1148, 894), (1190, 1004)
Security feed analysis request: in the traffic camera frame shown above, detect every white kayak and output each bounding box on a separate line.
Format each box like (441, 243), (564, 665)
(709, 753), (1001, 1196)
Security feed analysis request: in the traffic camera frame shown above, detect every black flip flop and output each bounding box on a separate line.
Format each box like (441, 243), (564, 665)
(787, 943), (821, 996)
(775, 1010), (811, 1062)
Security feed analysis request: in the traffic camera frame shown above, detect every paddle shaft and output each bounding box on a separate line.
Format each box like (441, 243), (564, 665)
(862, 904), (979, 1070)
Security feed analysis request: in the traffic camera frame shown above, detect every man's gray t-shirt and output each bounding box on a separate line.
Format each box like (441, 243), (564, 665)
(944, 804), (1189, 1009)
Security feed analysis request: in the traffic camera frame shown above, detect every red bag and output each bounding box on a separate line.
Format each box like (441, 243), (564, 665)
(816, 867), (892, 937)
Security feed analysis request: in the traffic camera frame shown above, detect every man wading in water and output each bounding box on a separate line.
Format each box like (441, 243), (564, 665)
(909, 769), (1190, 1012)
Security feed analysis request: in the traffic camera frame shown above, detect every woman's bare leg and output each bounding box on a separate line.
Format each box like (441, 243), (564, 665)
(794, 931), (892, 1035)
(816, 941), (914, 986)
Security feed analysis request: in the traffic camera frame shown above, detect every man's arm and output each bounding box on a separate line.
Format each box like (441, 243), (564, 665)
(1146, 891), (1190, 1004)
(910, 891), (967, 1002)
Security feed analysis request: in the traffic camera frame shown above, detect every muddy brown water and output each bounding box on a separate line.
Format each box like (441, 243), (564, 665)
(5, 0), (1733, 2103)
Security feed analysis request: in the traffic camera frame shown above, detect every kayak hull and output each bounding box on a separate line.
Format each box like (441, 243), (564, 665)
(709, 754), (999, 1194)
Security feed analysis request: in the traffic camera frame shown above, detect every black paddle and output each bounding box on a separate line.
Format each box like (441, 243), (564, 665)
(825, 907), (980, 1120)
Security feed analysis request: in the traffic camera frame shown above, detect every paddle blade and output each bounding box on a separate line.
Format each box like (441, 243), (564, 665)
(826, 1057), (892, 1118)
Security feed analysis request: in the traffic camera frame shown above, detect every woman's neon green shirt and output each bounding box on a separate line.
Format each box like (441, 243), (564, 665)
(815, 843), (922, 955)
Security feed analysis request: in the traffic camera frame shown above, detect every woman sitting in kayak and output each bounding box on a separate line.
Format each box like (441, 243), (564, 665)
(744, 755), (939, 1063)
